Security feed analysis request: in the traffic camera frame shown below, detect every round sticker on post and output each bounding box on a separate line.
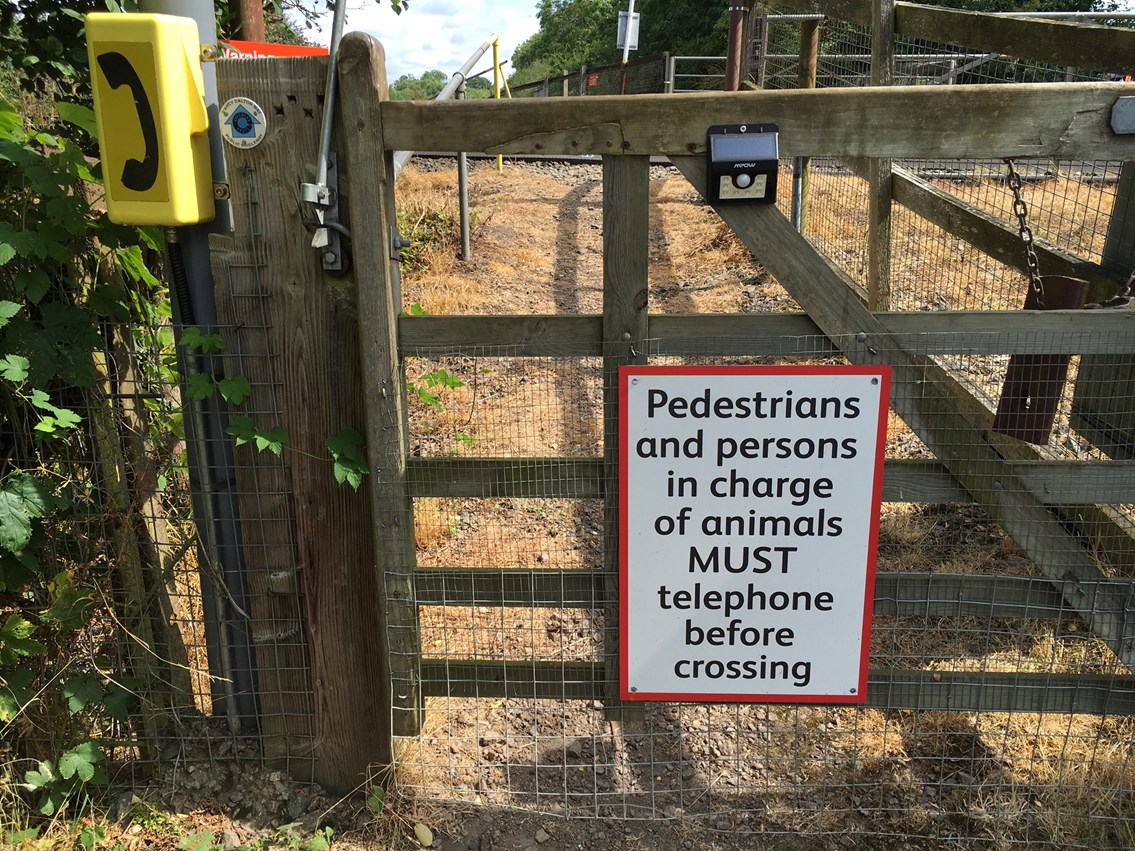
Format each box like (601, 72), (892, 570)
(220, 97), (267, 149)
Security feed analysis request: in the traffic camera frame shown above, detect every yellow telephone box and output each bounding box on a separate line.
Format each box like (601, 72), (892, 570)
(86, 13), (215, 226)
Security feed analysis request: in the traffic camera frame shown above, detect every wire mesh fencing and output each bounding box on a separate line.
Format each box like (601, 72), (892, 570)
(390, 330), (1135, 848)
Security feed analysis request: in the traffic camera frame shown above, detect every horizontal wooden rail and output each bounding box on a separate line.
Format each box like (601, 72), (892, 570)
(406, 457), (1135, 504)
(399, 311), (1135, 358)
(414, 569), (1074, 620)
(771, 0), (1135, 74)
(380, 83), (1135, 160)
(418, 660), (1135, 714)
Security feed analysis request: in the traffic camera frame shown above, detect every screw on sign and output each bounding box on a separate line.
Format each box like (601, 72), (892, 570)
(220, 97), (267, 149)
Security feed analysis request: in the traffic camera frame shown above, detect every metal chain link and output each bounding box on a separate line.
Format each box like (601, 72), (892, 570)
(1004, 158), (1045, 308)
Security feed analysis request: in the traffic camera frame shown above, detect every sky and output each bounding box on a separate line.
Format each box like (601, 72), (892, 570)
(306, 0), (542, 82)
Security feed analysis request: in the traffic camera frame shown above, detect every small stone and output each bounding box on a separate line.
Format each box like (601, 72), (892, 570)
(535, 827), (551, 843)
(221, 830), (240, 851)
(414, 823), (434, 848)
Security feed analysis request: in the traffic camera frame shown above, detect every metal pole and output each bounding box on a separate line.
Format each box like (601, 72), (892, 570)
(620, 0), (636, 94)
(457, 82), (471, 261)
(141, 0), (257, 732)
(725, 3), (751, 91)
(493, 36), (503, 172)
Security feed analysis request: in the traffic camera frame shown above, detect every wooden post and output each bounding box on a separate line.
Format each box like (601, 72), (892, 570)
(755, 15), (769, 88)
(563, 69), (570, 97)
(868, 0), (895, 310)
(210, 53), (390, 791)
(338, 34), (423, 747)
(602, 156), (650, 714)
(795, 18), (820, 232)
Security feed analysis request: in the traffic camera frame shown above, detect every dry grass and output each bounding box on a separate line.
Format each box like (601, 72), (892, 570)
(390, 161), (1135, 847)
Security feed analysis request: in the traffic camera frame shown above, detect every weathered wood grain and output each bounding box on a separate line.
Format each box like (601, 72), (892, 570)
(770, 0), (1135, 74)
(405, 456), (1135, 504)
(895, 3), (1135, 76)
(602, 156), (650, 713)
(412, 569), (1076, 622)
(381, 83), (1135, 160)
(339, 34), (422, 752)
(397, 311), (1135, 357)
(418, 660), (1135, 714)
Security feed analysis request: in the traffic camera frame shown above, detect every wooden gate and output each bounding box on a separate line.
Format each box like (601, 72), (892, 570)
(212, 31), (1135, 797)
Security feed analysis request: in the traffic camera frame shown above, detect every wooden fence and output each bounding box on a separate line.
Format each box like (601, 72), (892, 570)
(211, 13), (1135, 794)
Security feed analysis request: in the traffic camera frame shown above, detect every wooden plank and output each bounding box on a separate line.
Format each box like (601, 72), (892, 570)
(212, 58), (351, 782)
(892, 167), (1120, 303)
(418, 660), (1135, 714)
(868, 0), (895, 310)
(398, 314), (603, 356)
(671, 154), (1135, 673)
(796, 18), (820, 232)
(414, 568), (1073, 621)
(339, 33), (422, 750)
(602, 156), (651, 714)
(894, 3), (1135, 76)
(414, 568), (604, 608)
(398, 311), (1135, 357)
(380, 83), (1135, 161)
(406, 457), (1135, 504)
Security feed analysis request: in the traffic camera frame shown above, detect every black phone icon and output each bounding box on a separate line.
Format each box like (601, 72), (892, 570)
(97, 51), (159, 193)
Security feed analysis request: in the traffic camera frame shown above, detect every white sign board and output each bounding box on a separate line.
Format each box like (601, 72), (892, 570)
(619, 366), (891, 703)
(617, 11), (640, 51)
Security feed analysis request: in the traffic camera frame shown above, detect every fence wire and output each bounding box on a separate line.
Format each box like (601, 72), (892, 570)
(392, 333), (1135, 848)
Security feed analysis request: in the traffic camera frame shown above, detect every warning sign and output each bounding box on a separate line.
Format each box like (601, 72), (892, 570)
(619, 365), (891, 703)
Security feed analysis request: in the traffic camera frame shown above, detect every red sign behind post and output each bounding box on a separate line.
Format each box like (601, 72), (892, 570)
(619, 365), (891, 704)
(221, 40), (329, 58)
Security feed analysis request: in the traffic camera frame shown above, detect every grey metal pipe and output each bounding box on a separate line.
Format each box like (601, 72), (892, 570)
(142, 0), (257, 732)
(393, 34), (498, 179)
(314, 0), (348, 196)
(457, 83), (471, 261)
(792, 157), (804, 232)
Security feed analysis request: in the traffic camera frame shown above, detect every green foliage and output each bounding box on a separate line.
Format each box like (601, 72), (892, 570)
(327, 428), (368, 490)
(22, 742), (107, 815)
(510, 0), (622, 83)
(389, 68), (449, 101)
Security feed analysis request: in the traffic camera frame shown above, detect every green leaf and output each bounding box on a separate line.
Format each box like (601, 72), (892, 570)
(0, 474), (54, 553)
(180, 326), (225, 354)
(366, 784), (385, 814)
(41, 585), (94, 631)
(6, 828), (39, 844)
(0, 301), (19, 328)
(179, 831), (215, 851)
(0, 100), (22, 140)
(23, 760), (57, 791)
(254, 426), (289, 456)
(88, 284), (130, 321)
(54, 102), (98, 138)
(408, 303), (430, 315)
(225, 415), (256, 446)
(103, 680), (137, 722)
(0, 354), (28, 382)
(0, 668), (36, 722)
(185, 372), (215, 402)
(58, 742), (103, 782)
(0, 245), (14, 266)
(217, 375), (252, 405)
(0, 544), (40, 591)
(62, 673), (104, 715)
(327, 428), (368, 490)
(0, 615), (46, 665)
(423, 369), (465, 389)
(14, 268), (51, 303)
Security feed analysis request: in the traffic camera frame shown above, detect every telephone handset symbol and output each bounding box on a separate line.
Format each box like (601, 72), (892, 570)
(97, 51), (159, 193)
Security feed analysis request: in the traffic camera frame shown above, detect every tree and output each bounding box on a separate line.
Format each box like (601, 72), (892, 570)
(510, 0), (621, 84)
(389, 68), (448, 100)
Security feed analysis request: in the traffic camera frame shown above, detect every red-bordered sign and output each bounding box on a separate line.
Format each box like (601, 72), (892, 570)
(619, 365), (891, 704)
(221, 40), (328, 58)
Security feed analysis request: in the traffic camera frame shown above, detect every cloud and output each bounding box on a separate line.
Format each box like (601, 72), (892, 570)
(307, 0), (540, 81)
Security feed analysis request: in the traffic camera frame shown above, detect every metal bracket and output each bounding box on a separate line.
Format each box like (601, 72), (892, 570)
(390, 225), (412, 261)
(1112, 97), (1135, 135)
(304, 154), (346, 274)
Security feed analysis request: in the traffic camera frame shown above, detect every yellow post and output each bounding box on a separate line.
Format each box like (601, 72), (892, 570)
(493, 36), (503, 173)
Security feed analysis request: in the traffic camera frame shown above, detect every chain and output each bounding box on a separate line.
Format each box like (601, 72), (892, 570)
(1004, 158), (1045, 308)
